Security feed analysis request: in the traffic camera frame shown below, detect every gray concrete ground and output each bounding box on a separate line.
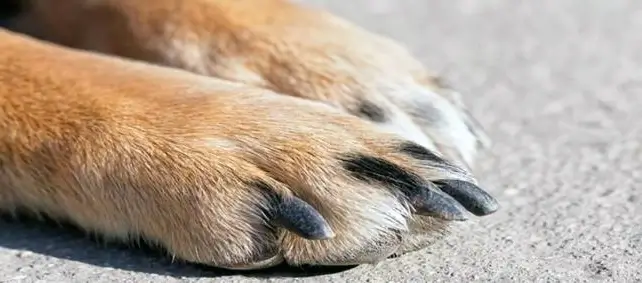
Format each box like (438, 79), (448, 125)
(2, 0), (642, 282)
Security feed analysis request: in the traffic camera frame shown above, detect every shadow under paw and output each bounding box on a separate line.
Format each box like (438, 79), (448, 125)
(0, 213), (356, 279)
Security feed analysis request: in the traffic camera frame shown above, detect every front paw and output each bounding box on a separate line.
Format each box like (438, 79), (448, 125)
(117, 95), (499, 269)
(177, 1), (490, 170)
(6, 0), (489, 169)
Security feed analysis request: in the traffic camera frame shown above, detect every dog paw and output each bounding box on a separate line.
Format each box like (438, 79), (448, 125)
(100, 92), (500, 269)
(0, 22), (500, 271)
(6, 0), (490, 169)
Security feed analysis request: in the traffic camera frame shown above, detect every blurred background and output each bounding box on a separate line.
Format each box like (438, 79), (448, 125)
(1, 0), (641, 281)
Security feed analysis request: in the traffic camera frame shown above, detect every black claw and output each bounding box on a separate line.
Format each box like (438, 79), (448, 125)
(433, 179), (499, 216)
(410, 184), (469, 221)
(273, 196), (335, 240)
(341, 154), (471, 221)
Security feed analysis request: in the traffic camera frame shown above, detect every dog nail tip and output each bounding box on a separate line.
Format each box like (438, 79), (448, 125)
(472, 201), (500, 216)
(434, 179), (500, 217)
(275, 196), (334, 240)
(412, 189), (469, 221)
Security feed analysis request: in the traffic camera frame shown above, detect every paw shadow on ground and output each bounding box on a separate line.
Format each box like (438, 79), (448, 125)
(0, 213), (356, 279)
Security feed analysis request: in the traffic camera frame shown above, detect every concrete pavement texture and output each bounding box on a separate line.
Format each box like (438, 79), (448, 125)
(2, 0), (641, 282)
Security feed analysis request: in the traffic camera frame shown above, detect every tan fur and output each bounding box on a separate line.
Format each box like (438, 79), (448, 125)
(0, 0), (494, 269)
(10, 0), (488, 167)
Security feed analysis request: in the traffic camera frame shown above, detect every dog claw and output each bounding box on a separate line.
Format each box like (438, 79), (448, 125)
(411, 185), (469, 221)
(274, 196), (335, 240)
(433, 179), (499, 216)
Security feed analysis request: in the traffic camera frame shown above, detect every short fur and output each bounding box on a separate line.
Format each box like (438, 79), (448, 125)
(0, 0), (497, 269)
